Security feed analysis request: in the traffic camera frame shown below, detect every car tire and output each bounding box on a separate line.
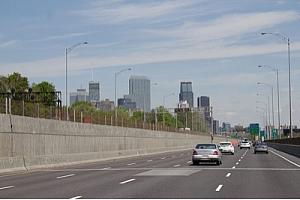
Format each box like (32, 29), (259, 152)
(193, 160), (199, 165)
(216, 161), (221, 166)
(266, 151), (269, 154)
(254, 151), (256, 154)
(231, 152), (234, 155)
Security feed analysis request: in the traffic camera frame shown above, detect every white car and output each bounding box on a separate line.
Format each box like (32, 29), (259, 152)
(219, 142), (234, 155)
(240, 141), (251, 149)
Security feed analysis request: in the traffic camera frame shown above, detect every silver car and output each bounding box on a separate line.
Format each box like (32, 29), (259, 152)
(254, 142), (268, 154)
(192, 144), (222, 165)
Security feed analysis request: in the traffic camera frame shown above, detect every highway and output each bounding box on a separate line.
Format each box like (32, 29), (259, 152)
(0, 146), (299, 199)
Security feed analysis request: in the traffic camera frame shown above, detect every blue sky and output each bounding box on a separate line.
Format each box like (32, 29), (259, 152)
(1, 0), (300, 127)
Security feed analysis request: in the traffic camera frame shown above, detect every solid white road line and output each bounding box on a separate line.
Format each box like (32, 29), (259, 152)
(56, 174), (75, 179)
(120, 179), (136, 185)
(226, 173), (231, 177)
(269, 149), (300, 168)
(127, 163), (136, 166)
(0, 186), (14, 190)
(174, 164), (181, 167)
(70, 196), (82, 199)
(215, 184), (223, 192)
(232, 166), (236, 169)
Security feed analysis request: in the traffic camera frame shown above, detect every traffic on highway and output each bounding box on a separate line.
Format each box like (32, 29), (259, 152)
(0, 142), (299, 199)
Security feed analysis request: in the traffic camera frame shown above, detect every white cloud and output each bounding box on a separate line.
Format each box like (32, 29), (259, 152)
(0, 40), (17, 48)
(29, 31), (95, 43)
(72, 0), (200, 24)
(145, 11), (299, 42)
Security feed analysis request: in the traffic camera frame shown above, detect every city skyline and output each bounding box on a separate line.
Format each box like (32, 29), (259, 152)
(0, 0), (300, 127)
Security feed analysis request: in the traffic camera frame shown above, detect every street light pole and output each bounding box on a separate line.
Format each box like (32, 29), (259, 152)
(114, 68), (131, 124)
(163, 92), (175, 128)
(261, 32), (292, 138)
(258, 65), (281, 139)
(257, 82), (274, 131)
(65, 42), (88, 121)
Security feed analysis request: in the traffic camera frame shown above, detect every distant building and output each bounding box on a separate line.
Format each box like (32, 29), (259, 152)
(99, 99), (115, 112)
(222, 122), (231, 132)
(89, 81), (100, 103)
(213, 120), (220, 134)
(198, 96), (210, 108)
(198, 96), (211, 131)
(128, 76), (150, 112)
(118, 95), (137, 111)
(179, 82), (193, 107)
(69, 88), (89, 105)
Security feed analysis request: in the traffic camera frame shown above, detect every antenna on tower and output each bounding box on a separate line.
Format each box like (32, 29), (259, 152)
(91, 68), (94, 81)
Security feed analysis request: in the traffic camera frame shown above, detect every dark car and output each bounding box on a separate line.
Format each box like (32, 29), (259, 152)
(254, 142), (268, 154)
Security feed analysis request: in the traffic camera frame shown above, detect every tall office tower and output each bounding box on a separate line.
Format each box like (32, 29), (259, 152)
(69, 88), (89, 105)
(198, 96), (210, 108)
(213, 120), (220, 134)
(128, 76), (151, 112)
(179, 82), (194, 107)
(77, 89), (89, 102)
(89, 81), (100, 103)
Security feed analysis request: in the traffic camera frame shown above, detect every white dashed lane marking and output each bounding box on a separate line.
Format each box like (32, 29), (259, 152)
(216, 184), (223, 192)
(174, 164), (181, 167)
(226, 173), (231, 177)
(127, 163), (136, 166)
(187, 161), (192, 164)
(147, 160), (153, 162)
(232, 166), (236, 169)
(161, 157), (166, 160)
(120, 179), (135, 185)
(0, 186), (14, 190)
(70, 196), (82, 199)
(56, 174), (75, 179)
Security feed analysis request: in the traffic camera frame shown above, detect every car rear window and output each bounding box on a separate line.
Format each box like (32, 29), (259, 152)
(220, 143), (231, 146)
(195, 144), (216, 149)
(242, 141), (249, 143)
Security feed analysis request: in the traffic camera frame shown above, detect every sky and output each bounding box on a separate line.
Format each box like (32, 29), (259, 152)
(0, 0), (300, 127)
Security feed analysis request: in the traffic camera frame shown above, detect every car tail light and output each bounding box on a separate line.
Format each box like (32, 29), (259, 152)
(212, 150), (219, 155)
(193, 150), (198, 155)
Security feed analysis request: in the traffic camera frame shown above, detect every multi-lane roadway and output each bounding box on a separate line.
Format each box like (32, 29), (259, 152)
(0, 146), (299, 198)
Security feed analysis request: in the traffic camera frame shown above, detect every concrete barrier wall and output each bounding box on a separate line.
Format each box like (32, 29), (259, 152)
(0, 114), (223, 173)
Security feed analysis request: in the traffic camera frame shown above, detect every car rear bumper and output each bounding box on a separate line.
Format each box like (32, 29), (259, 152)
(192, 155), (221, 161)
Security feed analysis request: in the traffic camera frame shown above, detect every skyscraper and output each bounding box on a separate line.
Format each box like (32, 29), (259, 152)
(179, 82), (193, 107)
(69, 88), (89, 105)
(128, 76), (150, 112)
(89, 81), (100, 103)
(198, 96), (210, 108)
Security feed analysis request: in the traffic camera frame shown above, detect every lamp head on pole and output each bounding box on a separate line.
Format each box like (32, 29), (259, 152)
(257, 82), (261, 85)
(83, 42), (88, 45)
(261, 32), (267, 35)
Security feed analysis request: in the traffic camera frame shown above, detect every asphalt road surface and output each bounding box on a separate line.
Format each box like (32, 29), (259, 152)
(0, 146), (299, 199)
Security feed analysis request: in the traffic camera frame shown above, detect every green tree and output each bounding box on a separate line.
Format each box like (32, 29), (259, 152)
(0, 75), (9, 93)
(32, 81), (56, 105)
(7, 72), (29, 94)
